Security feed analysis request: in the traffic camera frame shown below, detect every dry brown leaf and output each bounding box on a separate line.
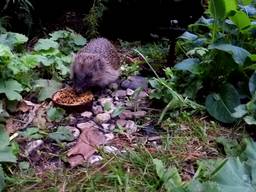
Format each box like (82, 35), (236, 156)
(5, 118), (24, 134)
(17, 100), (36, 113)
(67, 127), (106, 167)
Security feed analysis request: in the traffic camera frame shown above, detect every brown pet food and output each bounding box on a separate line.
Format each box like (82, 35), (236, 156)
(53, 88), (93, 106)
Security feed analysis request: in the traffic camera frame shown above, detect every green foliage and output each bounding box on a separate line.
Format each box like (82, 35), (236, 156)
(159, 0), (256, 124)
(154, 138), (256, 192)
(206, 84), (240, 123)
(48, 126), (74, 143)
(0, 126), (17, 191)
(19, 127), (44, 139)
(0, 29), (86, 117)
(47, 107), (65, 122)
(84, 0), (106, 38)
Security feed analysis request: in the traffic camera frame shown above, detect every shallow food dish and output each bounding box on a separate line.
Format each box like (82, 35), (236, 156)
(52, 87), (94, 112)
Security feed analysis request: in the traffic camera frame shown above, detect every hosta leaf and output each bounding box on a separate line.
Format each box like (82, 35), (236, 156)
(0, 80), (23, 101)
(209, 44), (250, 65)
(174, 58), (200, 74)
(230, 10), (251, 30)
(188, 181), (222, 192)
(34, 39), (59, 51)
(33, 79), (62, 101)
(49, 126), (74, 143)
(206, 84), (240, 123)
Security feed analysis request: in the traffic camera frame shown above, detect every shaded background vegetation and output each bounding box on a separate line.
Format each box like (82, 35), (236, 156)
(0, 0), (205, 40)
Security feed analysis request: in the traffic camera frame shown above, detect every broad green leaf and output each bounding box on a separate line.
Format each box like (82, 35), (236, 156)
(241, 138), (256, 163)
(0, 127), (9, 147)
(0, 165), (5, 192)
(178, 32), (198, 41)
(243, 115), (256, 125)
(73, 34), (87, 46)
(213, 158), (255, 192)
(0, 44), (13, 64)
(0, 146), (17, 162)
(0, 32), (28, 49)
(232, 105), (247, 118)
(174, 58), (200, 74)
(206, 84), (240, 123)
(49, 126), (74, 143)
(34, 39), (59, 51)
(250, 54), (256, 62)
(249, 72), (256, 95)
(47, 107), (65, 122)
(188, 181), (221, 192)
(33, 79), (62, 101)
(153, 159), (166, 179)
(209, 0), (237, 20)
(240, 0), (253, 5)
(230, 10), (251, 30)
(209, 44), (250, 65)
(153, 159), (184, 192)
(216, 137), (241, 156)
(50, 30), (69, 40)
(0, 80), (23, 101)
(0, 127), (17, 163)
(19, 127), (44, 139)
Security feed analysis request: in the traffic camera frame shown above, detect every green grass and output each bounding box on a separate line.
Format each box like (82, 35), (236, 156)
(5, 115), (247, 192)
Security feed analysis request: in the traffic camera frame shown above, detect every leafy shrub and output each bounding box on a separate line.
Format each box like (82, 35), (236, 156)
(151, 0), (256, 124)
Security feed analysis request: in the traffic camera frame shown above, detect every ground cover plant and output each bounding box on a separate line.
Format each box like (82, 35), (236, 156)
(0, 0), (256, 191)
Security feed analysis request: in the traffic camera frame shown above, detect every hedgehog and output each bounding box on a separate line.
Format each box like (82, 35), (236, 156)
(71, 38), (120, 93)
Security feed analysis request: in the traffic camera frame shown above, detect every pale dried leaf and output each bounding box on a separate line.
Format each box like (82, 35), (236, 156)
(67, 127), (106, 167)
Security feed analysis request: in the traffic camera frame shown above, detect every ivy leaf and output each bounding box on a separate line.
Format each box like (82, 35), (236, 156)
(209, 44), (250, 65)
(33, 79), (62, 101)
(47, 107), (65, 122)
(206, 84), (240, 123)
(0, 80), (23, 101)
(49, 126), (74, 143)
(34, 39), (59, 51)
